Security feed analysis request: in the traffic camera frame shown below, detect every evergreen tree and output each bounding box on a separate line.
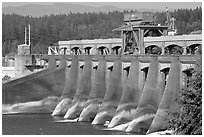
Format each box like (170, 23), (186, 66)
(2, 8), (202, 56)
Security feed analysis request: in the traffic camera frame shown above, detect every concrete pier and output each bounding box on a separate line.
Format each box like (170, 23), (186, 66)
(108, 57), (143, 128)
(61, 56), (79, 98)
(88, 56), (106, 101)
(72, 56), (92, 100)
(64, 56), (92, 119)
(48, 55), (56, 69)
(79, 56), (107, 122)
(52, 56), (79, 116)
(147, 56), (181, 134)
(58, 56), (67, 69)
(101, 57), (122, 109)
(125, 56), (163, 132)
(92, 57), (123, 124)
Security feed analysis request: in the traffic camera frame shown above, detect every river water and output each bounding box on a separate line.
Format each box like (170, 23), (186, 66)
(2, 114), (142, 135)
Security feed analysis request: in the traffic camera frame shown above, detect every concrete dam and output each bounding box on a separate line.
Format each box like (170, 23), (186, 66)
(2, 54), (198, 134)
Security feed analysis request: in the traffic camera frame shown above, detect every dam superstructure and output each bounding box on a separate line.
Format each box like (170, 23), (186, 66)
(49, 12), (201, 56)
(2, 12), (202, 134)
(55, 34), (201, 56)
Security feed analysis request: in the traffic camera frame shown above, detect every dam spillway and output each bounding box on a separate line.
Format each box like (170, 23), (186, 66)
(2, 54), (198, 134)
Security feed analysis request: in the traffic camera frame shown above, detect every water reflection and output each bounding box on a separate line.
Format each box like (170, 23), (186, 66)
(2, 113), (143, 135)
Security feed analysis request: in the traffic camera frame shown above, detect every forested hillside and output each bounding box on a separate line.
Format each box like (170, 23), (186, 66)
(2, 7), (202, 56)
(154, 7), (202, 35)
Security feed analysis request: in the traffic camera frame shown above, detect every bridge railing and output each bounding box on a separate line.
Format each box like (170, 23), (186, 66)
(40, 54), (199, 64)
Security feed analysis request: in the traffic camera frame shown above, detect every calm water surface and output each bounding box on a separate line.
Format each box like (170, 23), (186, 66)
(2, 114), (142, 135)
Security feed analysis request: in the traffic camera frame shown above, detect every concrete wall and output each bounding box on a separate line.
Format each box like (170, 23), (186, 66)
(2, 54), (199, 133)
(2, 67), (15, 78)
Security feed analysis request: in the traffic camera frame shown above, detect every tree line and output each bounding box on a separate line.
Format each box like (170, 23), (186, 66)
(2, 7), (202, 56)
(154, 7), (202, 35)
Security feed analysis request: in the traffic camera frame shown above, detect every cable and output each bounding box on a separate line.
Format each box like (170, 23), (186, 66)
(31, 33), (58, 42)
(32, 31), (57, 39)
(30, 37), (55, 45)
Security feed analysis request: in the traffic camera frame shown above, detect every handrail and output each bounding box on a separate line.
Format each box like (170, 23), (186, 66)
(40, 54), (199, 64)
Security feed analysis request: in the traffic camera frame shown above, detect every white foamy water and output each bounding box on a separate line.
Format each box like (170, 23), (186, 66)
(54, 117), (79, 123)
(2, 96), (60, 114)
(2, 101), (44, 114)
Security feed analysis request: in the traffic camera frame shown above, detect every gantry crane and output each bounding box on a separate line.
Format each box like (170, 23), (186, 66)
(166, 7), (177, 36)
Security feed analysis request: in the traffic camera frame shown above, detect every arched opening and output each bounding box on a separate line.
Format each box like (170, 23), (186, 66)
(145, 45), (162, 55)
(59, 47), (67, 55)
(161, 67), (170, 85)
(97, 46), (109, 55)
(71, 47), (82, 55)
(187, 44), (201, 55)
(182, 68), (194, 88)
(93, 65), (98, 70)
(80, 65), (84, 69)
(123, 66), (130, 77)
(84, 47), (92, 55)
(107, 66), (113, 71)
(165, 44), (183, 55)
(141, 67), (149, 81)
(112, 46), (121, 55)
(143, 29), (163, 37)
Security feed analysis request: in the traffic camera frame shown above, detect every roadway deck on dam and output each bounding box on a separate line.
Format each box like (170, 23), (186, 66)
(40, 54), (199, 64)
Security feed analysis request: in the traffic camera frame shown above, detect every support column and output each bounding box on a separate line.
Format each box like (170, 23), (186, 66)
(108, 56), (142, 128)
(89, 56), (106, 101)
(102, 57), (122, 108)
(61, 55), (79, 98)
(122, 66), (129, 92)
(78, 62), (84, 85)
(64, 56), (92, 119)
(157, 71), (166, 99)
(124, 67), (129, 83)
(121, 31), (125, 54)
(136, 57), (160, 109)
(180, 72), (186, 90)
(92, 57), (122, 125)
(58, 56), (67, 69)
(78, 57), (107, 121)
(117, 57), (142, 111)
(106, 64), (113, 89)
(51, 56), (78, 116)
(139, 29), (145, 55)
(147, 56), (181, 134)
(125, 56), (161, 132)
(141, 70), (146, 92)
(161, 42), (165, 55)
(183, 47), (187, 55)
(48, 55), (56, 69)
(68, 45), (71, 55)
(183, 41), (187, 55)
(163, 30), (167, 36)
(141, 66), (149, 92)
(73, 56), (92, 100)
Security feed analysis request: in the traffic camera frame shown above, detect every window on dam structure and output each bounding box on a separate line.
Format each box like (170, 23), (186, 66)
(165, 45), (183, 55)
(145, 45), (162, 55)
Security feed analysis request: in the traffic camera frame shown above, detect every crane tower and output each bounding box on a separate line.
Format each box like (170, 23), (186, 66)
(166, 7), (177, 36)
